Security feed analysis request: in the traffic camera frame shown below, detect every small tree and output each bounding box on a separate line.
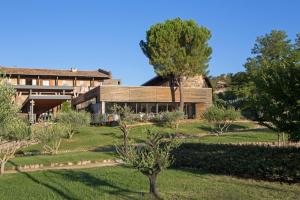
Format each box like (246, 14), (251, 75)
(57, 110), (90, 139)
(203, 105), (240, 135)
(117, 129), (175, 199)
(111, 105), (134, 154)
(161, 111), (184, 129)
(0, 118), (32, 175)
(61, 101), (72, 112)
(35, 124), (66, 155)
(0, 77), (32, 175)
(140, 18), (212, 112)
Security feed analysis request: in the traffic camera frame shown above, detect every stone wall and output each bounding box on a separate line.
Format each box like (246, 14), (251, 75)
(182, 75), (205, 88)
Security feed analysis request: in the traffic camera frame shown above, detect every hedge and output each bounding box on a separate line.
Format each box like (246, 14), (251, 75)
(172, 143), (300, 183)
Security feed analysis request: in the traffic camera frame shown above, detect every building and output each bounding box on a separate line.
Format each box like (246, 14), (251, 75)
(0, 66), (120, 123)
(72, 75), (212, 119)
(0, 66), (212, 122)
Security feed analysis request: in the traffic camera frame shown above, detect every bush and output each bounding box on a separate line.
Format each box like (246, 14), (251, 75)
(203, 105), (240, 135)
(61, 101), (71, 112)
(34, 124), (66, 155)
(57, 110), (91, 139)
(161, 111), (184, 129)
(172, 143), (300, 183)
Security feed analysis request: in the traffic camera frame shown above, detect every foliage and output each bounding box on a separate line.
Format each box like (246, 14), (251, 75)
(57, 110), (91, 139)
(34, 124), (66, 155)
(140, 18), (212, 111)
(172, 143), (300, 183)
(244, 30), (300, 141)
(117, 129), (175, 199)
(111, 105), (135, 153)
(61, 101), (72, 112)
(0, 118), (32, 175)
(0, 76), (32, 175)
(203, 105), (240, 135)
(0, 76), (18, 127)
(160, 111), (184, 129)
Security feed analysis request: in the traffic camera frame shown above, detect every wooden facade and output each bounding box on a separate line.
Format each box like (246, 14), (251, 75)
(72, 85), (212, 118)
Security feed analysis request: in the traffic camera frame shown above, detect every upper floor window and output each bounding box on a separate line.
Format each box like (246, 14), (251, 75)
(20, 79), (26, 85)
(62, 80), (73, 86)
(43, 80), (50, 86)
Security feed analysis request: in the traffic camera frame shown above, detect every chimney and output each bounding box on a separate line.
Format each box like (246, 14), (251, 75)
(70, 67), (78, 72)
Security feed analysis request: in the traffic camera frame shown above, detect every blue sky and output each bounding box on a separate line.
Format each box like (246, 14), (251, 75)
(0, 0), (299, 85)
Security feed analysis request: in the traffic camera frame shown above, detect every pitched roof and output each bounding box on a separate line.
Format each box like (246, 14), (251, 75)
(0, 66), (111, 78)
(142, 75), (212, 88)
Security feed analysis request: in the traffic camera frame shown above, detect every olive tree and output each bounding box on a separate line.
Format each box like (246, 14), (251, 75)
(117, 129), (175, 199)
(203, 105), (240, 135)
(35, 123), (66, 155)
(57, 110), (90, 139)
(0, 77), (32, 175)
(140, 18), (212, 112)
(160, 111), (184, 129)
(111, 105), (134, 154)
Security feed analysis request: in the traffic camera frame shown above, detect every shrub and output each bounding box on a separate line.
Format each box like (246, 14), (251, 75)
(161, 111), (184, 129)
(57, 110), (91, 139)
(203, 105), (240, 135)
(61, 101), (71, 112)
(35, 124), (66, 155)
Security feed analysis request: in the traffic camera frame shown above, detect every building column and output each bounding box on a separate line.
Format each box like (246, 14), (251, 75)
(101, 101), (106, 114)
(55, 76), (58, 86)
(92, 78), (95, 87)
(29, 100), (35, 124)
(156, 103), (159, 114)
(37, 76), (40, 86)
(74, 77), (77, 87)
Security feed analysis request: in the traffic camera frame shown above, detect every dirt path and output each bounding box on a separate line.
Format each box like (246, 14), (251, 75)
(5, 161), (122, 174)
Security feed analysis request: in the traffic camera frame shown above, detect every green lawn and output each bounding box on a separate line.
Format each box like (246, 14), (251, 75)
(0, 166), (299, 200)
(12, 121), (280, 170)
(23, 121), (263, 153)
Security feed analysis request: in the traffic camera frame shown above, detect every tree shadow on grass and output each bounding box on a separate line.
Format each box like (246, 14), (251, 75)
(8, 160), (80, 200)
(8, 160), (143, 200)
(49, 170), (143, 200)
(198, 124), (250, 133)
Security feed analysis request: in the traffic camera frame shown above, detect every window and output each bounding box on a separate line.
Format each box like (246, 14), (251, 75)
(19, 79), (26, 85)
(32, 79), (37, 85)
(62, 80), (73, 86)
(43, 80), (50, 86)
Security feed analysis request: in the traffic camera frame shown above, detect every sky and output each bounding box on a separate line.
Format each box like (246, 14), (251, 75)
(0, 0), (299, 85)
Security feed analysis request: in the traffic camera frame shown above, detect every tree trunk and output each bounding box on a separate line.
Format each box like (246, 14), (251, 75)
(0, 161), (6, 176)
(277, 132), (280, 146)
(124, 130), (128, 154)
(120, 123), (129, 154)
(148, 174), (161, 199)
(282, 132), (285, 146)
(168, 75), (177, 110)
(178, 77), (184, 112)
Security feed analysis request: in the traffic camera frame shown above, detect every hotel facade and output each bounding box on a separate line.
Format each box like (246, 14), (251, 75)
(1, 66), (212, 123)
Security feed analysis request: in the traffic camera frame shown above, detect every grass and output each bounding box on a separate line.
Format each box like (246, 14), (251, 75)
(13, 121), (280, 169)
(198, 129), (280, 143)
(0, 166), (299, 200)
(23, 121), (263, 153)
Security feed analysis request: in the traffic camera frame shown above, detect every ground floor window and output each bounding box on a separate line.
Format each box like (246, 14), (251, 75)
(103, 102), (196, 119)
